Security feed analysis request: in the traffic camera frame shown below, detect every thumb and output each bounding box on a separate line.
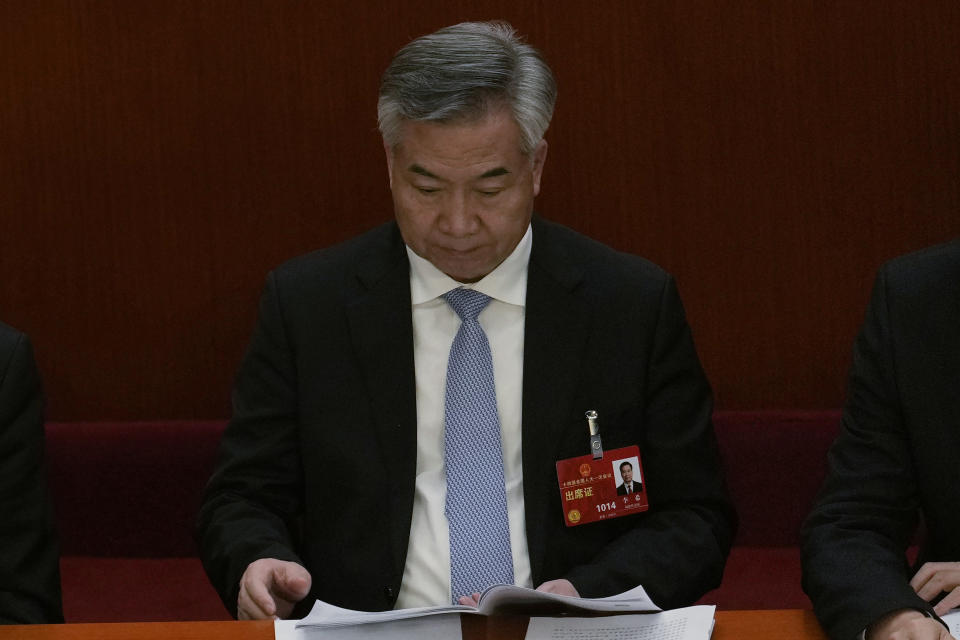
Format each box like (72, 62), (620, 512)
(273, 563), (312, 601)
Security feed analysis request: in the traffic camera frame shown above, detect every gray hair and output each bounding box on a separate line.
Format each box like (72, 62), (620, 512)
(378, 21), (557, 155)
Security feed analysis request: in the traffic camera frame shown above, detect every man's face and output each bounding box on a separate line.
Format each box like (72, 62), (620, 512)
(621, 466), (633, 484)
(385, 108), (548, 283)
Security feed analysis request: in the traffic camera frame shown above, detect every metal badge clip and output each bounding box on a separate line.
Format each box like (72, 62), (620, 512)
(585, 410), (603, 459)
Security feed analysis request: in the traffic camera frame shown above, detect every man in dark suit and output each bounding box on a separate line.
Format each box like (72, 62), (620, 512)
(802, 242), (960, 640)
(616, 461), (642, 496)
(0, 322), (63, 624)
(198, 21), (734, 620)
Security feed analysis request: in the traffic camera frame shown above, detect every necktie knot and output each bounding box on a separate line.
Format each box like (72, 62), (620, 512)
(442, 288), (491, 322)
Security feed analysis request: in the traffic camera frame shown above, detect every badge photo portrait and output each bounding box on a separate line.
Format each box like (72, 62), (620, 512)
(613, 456), (643, 496)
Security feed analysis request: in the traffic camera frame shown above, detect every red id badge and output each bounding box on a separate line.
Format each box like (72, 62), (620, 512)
(555, 445), (648, 527)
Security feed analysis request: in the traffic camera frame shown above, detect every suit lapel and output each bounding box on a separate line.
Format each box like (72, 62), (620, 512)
(522, 218), (592, 583)
(345, 224), (418, 583)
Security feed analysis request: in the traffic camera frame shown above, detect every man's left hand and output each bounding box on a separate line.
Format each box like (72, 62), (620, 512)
(536, 579), (580, 597)
(911, 562), (960, 616)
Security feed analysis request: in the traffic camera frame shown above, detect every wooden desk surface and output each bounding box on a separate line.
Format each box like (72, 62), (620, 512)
(0, 609), (827, 639)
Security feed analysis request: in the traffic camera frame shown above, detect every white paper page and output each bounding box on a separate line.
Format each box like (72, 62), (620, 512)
(477, 584), (661, 615)
(524, 604), (715, 640)
(277, 614), (461, 640)
(942, 609), (960, 636)
(295, 598), (472, 628)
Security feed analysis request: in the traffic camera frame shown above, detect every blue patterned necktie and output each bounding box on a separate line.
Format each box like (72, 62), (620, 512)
(442, 287), (514, 602)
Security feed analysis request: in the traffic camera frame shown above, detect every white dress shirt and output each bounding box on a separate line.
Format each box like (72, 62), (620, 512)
(394, 225), (534, 608)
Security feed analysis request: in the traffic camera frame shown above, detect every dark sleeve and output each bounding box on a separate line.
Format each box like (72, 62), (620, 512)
(801, 268), (934, 640)
(564, 276), (737, 608)
(0, 331), (63, 624)
(196, 273), (306, 618)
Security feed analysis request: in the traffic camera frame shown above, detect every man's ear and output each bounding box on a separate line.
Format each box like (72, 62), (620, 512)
(531, 140), (548, 197)
(384, 141), (394, 189)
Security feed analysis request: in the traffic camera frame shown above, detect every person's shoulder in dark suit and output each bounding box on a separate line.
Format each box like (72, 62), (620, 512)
(801, 239), (960, 640)
(881, 237), (960, 288)
(876, 239), (960, 340)
(272, 221), (404, 289)
(0, 322), (63, 624)
(530, 216), (671, 299)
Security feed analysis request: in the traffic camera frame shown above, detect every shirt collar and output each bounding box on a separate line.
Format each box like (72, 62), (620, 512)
(407, 224), (531, 306)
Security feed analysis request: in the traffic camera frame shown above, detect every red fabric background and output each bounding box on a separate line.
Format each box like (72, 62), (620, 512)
(3, 2), (959, 419)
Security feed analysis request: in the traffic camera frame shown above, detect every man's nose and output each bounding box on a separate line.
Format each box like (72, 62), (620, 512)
(438, 192), (477, 236)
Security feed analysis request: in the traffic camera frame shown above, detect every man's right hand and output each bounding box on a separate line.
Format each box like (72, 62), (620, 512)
(867, 609), (954, 640)
(237, 558), (312, 620)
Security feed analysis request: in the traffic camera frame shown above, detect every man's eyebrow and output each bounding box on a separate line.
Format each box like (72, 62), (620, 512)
(408, 164), (440, 179)
(480, 167), (510, 179)
(407, 165), (511, 180)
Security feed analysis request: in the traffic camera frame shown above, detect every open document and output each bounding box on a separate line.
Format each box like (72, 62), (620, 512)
(293, 584), (659, 629)
(274, 586), (722, 640)
(275, 584), (662, 639)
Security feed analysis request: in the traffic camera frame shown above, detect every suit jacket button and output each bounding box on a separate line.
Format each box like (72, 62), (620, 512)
(384, 586), (395, 600)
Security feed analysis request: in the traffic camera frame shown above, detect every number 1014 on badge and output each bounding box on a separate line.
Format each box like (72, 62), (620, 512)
(555, 445), (648, 527)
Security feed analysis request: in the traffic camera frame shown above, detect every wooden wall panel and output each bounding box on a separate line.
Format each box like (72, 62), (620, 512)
(1, 1), (958, 419)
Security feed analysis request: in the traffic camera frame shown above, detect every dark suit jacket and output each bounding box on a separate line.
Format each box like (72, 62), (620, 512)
(616, 482), (641, 496)
(801, 241), (960, 640)
(198, 217), (735, 617)
(0, 323), (63, 624)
